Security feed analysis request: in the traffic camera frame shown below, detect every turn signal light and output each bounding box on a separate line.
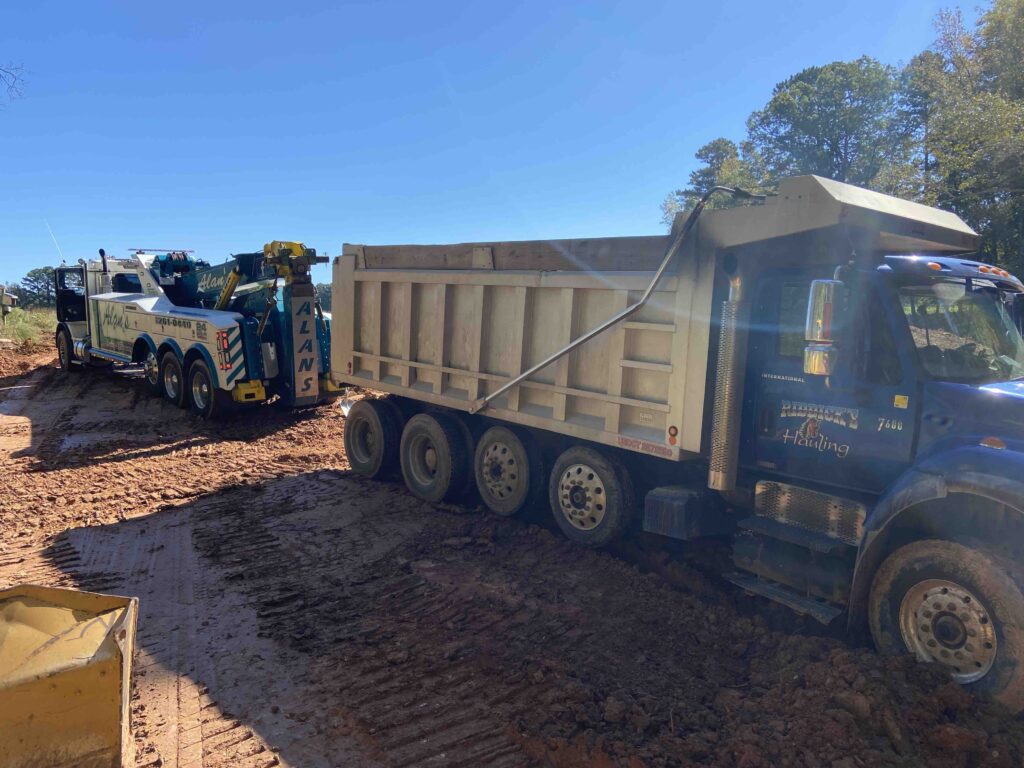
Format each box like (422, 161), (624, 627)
(926, 261), (942, 271)
(980, 436), (1006, 450)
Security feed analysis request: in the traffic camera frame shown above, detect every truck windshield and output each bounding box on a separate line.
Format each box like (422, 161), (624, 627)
(897, 278), (1024, 384)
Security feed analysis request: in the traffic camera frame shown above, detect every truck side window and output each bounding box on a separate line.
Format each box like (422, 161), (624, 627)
(777, 282), (810, 358)
(862, 295), (902, 385)
(59, 270), (84, 294)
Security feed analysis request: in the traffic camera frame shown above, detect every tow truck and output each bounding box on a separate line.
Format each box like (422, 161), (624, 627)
(54, 241), (336, 418)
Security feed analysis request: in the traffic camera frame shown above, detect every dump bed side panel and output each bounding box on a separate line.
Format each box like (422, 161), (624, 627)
(332, 240), (715, 460)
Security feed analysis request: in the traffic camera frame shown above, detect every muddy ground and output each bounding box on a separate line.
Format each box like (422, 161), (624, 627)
(1, 344), (1023, 767)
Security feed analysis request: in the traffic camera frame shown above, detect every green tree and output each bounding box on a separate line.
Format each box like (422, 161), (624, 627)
(315, 283), (332, 312)
(746, 56), (906, 187)
(922, 5), (1024, 271)
(660, 138), (765, 225)
(19, 267), (56, 307)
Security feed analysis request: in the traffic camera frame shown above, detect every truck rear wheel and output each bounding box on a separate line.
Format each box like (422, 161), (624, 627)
(400, 413), (469, 503)
(160, 352), (187, 408)
(474, 426), (543, 517)
(549, 446), (634, 548)
(869, 539), (1024, 712)
(188, 359), (231, 420)
(345, 399), (400, 478)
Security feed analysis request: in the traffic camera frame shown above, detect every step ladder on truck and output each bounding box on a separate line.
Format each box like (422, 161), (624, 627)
(54, 241), (339, 418)
(329, 175), (1024, 711)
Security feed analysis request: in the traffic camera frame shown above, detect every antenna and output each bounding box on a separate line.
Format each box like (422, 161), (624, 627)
(44, 219), (65, 263)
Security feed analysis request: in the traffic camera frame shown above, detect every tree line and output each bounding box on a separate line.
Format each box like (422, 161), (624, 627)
(663, 0), (1024, 272)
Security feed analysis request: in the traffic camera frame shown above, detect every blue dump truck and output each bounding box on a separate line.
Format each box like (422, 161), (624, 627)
(331, 176), (1024, 708)
(54, 241), (337, 418)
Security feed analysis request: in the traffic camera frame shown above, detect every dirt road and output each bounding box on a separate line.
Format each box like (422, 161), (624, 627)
(2, 344), (1023, 767)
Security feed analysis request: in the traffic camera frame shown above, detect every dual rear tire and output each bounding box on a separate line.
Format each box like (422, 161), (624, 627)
(344, 400), (634, 546)
(153, 352), (229, 419)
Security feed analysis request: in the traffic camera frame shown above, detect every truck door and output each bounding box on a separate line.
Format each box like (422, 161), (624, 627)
(55, 267), (87, 324)
(741, 271), (916, 495)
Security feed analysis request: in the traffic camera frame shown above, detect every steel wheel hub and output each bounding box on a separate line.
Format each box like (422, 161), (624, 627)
(408, 434), (439, 486)
(482, 441), (519, 500)
(145, 352), (159, 385)
(192, 378), (209, 410)
(164, 368), (180, 399)
(558, 463), (606, 531)
(351, 419), (376, 463)
(899, 579), (997, 683)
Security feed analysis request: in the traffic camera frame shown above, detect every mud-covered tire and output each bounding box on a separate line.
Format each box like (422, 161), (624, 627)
(548, 446), (634, 548)
(56, 328), (79, 373)
(345, 399), (400, 479)
(869, 539), (1024, 712)
(399, 412), (469, 503)
(143, 349), (163, 395)
(187, 359), (231, 420)
(160, 352), (187, 408)
(474, 425), (544, 517)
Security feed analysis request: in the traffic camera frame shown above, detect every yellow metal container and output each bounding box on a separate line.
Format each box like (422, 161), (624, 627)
(0, 585), (138, 768)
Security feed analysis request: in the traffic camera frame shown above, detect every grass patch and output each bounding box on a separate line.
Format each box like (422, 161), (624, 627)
(1, 307), (57, 345)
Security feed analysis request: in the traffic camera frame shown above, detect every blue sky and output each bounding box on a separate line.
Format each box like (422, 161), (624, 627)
(1, 0), (976, 284)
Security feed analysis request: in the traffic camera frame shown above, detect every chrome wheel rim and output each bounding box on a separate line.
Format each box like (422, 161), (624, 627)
(145, 352), (159, 386)
(899, 578), (997, 683)
(481, 439), (522, 502)
(408, 434), (439, 487)
(557, 463), (606, 531)
(163, 367), (180, 400)
(191, 374), (209, 410)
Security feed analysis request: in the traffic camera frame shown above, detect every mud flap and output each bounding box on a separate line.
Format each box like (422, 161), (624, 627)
(0, 585), (138, 768)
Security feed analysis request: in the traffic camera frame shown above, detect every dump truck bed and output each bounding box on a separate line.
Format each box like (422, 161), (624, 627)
(333, 236), (716, 460)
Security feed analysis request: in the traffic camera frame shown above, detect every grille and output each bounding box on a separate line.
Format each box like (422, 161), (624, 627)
(755, 480), (866, 546)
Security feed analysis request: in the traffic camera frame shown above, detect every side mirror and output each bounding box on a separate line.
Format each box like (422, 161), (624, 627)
(804, 279), (845, 376)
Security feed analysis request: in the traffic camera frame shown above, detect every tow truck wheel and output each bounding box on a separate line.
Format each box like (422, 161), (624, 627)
(188, 359), (230, 420)
(159, 352), (187, 408)
(344, 399), (400, 479)
(548, 446), (635, 548)
(399, 412), (469, 503)
(474, 426), (543, 517)
(869, 539), (1024, 712)
(56, 329), (79, 373)
(143, 350), (162, 395)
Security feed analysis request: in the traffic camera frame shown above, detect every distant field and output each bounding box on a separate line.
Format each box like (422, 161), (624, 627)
(0, 307), (56, 345)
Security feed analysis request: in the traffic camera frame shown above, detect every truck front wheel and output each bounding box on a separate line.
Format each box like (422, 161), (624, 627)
(345, 399), (400, 479)
(160, 353), (187, 408)
(548, 446), (634, 548)
(869, 539), (1024, 712)
(399, 413), (469, 503)
(188, 359), (231, 420)
(56, 329), (78, 373)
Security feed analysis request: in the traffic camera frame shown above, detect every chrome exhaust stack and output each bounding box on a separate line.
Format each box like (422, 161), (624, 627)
(708, 258), (748, 492)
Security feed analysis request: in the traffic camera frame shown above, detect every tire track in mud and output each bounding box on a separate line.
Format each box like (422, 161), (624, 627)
(5, 348), (1024, 767)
